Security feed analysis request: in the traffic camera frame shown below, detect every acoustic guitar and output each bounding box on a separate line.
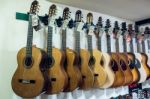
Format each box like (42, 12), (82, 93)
(133, 25), (147, 83)
(136, 27), (150, 79)
(85, 15), (107, 88)
(46, 5), (68, 94)
(11, 1), (49, 98)
(113, 21), (133, 86)
(127, 24), (140, 84)
(100, 19), (115, 88)
(111, 21), (125, 87)
(62, 9), (82, 92)
(79, 13), (94, 90)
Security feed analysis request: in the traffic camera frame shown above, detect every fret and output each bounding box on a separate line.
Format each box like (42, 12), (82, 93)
(26, 15), (33, 57)
(98, 36), (101, 51)
(75, 31), (80, 53)
(106, 35), (111, 53)
(47, 26), (53, 57)
(62, 29), (67, 51)
(87, 35), (93, 56)
(123, 38), (127, 52)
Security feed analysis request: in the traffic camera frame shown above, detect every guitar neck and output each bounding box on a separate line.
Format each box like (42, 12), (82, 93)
(123, 38), (127, 52)
(141, 40), (146, 53)
(62, 29), (67, 51)
(136, 38), (141, 53)
(115, 38), (120, 53)
(106, 34), (111, 53)
(75, 30), (80, 54)
(130, 39), (134, 53)
(87, 35), (93, 56)
(47, 26), (53, 57)
(98, 36), (102, 51)
(26, 15), (33, 57)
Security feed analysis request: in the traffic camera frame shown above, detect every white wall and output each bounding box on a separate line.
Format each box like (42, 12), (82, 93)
(0, 0), (145, 99)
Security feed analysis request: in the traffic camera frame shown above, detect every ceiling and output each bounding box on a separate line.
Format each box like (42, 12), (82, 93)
(48, 0), (150, 21)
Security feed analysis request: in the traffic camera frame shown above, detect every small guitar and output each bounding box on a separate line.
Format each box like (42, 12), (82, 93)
(12, 1), (49, 98)
(46, 5), (68, 94)
(79, 13), (94, 90)
(63, 9), (82, 92)
(100, 19), (115, 88)
(127, 24), (140, 84)
(111, 21), (125, 87)
(114, 21), (133, 86)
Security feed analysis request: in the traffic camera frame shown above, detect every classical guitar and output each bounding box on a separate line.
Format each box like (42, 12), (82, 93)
(127, 24), (140, 84)
(133, 25), (147, 83)
(135, 26), (150, 79)
(46, 5), (68, 94)
(63, 9), (82, 92)
(114, 21), (133, 86)
(12, 1), (49, 98)
(101, 19), (115, 88)
(85, 15), (107, 88)
(79, 13), (94, 90)
(111, 21), (125, 87)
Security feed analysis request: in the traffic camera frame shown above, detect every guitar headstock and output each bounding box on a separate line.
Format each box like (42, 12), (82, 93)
(113, 21), (120, 38)
(48, 4), (57, 26)
(86, 13), (94, 35)
(105, 19), (111, 36)
(95, 17), (103, 37)
(144, 27), (150, 39)
(128, 24), (135, 38)
(121, 22), (127, 36)
(29, 0), (39, 15)
(62, 7), (71, 29)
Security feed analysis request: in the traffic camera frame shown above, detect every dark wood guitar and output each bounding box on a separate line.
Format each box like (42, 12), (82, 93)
(111, 21), (125, 87)
(79, 13), (94, 90)
(11, 1), (49, 98)
(62, 9), (82, 92)
(127, 24), (140, 84)
(46, 5), (68, 94)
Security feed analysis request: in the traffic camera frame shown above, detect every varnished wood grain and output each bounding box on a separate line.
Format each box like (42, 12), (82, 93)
(46, 48), (68, 94)
(63, 48), (82, 92)
(119, 53), (133, 85)
(92, 49), (107, 88)
(79, 49), (94, 90)
(100, 53), (115, 88)
(11, 47), (48, 98)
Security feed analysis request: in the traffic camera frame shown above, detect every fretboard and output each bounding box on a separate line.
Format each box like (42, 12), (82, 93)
(98, 36), (102, 51)
(115, 38), (119, 52)
(136, 38), (141, 53)
(75, 31), (80, 54)
(87, 35), (93, 56)
(47, 26), (53, 57)
(106, 34), (111, 53)
(62, 29), (67, 51)
(123, 38), (127, 52)
(130, 39), (134, 53)
(26, 15), (33, 57)
(141, 40), (145, 53)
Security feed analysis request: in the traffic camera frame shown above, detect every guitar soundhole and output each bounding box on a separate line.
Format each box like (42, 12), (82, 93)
(111, 60), (118, 71)
(128, 59), (134, 69)
(94, 74), (99, 77)
(120, 60), (127, 71)
(100, 59), (104, 66)
(89, 56), (95, 66)
(51, 78), (56, 81)
(24, 56), (33, 67)
(82, 76), (86, 79)
(47, 56), (54, 68)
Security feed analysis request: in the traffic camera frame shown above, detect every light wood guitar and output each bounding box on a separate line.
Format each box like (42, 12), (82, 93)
(62, 9), (82, 92)
(46, 5), (68, 94)
(12, 1), (49, 98)
(100, 19), (115, 88)
(79, 13), (94, 90)
(114, 22), (133, 86)
(111, 21), (125, 87)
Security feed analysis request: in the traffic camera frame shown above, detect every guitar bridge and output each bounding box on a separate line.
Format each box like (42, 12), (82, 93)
(18, 79), (35, 84)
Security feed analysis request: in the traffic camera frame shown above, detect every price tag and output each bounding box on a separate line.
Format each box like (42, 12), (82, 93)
(88, 26), (94, 35)
(32, 15), (38, 26)
(76, 22), (84, 32)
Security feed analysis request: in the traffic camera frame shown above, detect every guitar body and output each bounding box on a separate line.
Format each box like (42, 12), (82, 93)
(119, 53), (133, 85)
(100, 52), (115, 88)
(134, 53), (147, 83)
(46, 48), (68, 94)
(141, 53), (150, 79)
(12, 47), (48, 98)
(79, 49), (94, 90)
(111, 53), (125, 87)
(127, 53), (140, 83)
(63, 48), (82, 92)
(92, 49), (107, 88)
